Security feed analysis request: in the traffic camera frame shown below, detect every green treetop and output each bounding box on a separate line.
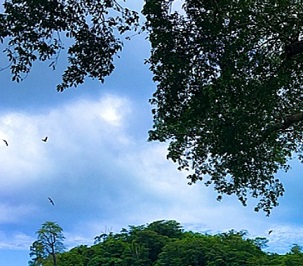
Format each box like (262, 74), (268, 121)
(29, 221), (65, 266)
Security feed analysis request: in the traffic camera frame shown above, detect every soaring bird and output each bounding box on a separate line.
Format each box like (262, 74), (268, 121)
(2, 139), (8, 146)
(48, 197), (55, 206)
(268, 230), (273, 235)
(42, 136), (48, 142)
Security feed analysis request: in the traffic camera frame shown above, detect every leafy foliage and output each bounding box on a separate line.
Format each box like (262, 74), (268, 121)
(33, 220), (303, 266)
(0, 0), (139, 90)
(29, 221), (65, 266)
(143, 0), (303, 214)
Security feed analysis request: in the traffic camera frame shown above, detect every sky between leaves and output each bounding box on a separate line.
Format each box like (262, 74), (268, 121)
(1, 0), (303, 265)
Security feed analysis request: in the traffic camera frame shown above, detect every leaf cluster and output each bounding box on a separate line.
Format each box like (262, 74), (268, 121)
(0, 0), (139, 90)
(143, 0), (303, 214)
(29, 221), (65, 266)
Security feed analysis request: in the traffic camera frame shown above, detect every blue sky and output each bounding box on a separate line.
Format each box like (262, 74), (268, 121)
(1, 1), (303, 265)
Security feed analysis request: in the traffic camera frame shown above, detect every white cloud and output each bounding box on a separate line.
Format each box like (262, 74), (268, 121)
(0, 204), (37, 224)
(263, 224), (303, 253)
(0, 231), (33, 250)
(0, 93), (131, 186)
(97, 95), (130, 126)
(0, 92), (303, 255)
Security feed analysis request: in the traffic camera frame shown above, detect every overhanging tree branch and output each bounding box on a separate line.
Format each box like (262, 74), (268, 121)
(144, 0), (303, 214)
(262, 112), (303, 140)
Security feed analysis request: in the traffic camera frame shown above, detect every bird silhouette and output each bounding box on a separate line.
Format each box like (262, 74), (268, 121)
(42, 136), (48, 142)
(2, 139), (8, 146)
(48, 197), (55, 206)
(268, 230), (273, 235)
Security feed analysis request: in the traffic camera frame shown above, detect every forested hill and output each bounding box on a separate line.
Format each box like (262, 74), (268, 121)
(34, 220), (303, 266)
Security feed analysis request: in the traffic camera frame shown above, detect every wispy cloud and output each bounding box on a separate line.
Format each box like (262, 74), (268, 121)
(0, 231), (33, 250)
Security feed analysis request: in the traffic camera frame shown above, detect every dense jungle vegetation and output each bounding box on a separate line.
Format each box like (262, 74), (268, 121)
(29, 220), (303, 266)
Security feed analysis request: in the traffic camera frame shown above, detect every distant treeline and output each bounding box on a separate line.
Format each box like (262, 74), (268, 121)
(37, 220), (303, 266)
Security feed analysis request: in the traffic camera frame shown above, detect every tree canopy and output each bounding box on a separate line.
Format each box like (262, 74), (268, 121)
(143, 0), (303, 214)
(0, 0), (139, 90)
(29, 221), (65, 266)
(32, 220), (303, 266)
(2, 0), (303, 213)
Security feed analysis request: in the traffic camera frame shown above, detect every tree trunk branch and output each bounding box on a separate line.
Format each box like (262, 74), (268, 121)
(260, 112), (303, 143)
(285, 41), (303, 58)
(281, 112), (303, 129)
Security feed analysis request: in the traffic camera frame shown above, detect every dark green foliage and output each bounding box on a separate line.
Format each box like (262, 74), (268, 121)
(156, 235), (222, 266)
(0, 0), (139, 91)
(56, 245), (91, 265)
(55, 220), (181, 266)
(143, 0), (303, 214)
(155, 230), (270, 266)
(283, 244), (303, 266)
(146, 220), (183, 238)
(218, 230), (266, 265)
(29, 220), (302, 266)
(29, 221), (65, 266)
(29, 240), (45, 266)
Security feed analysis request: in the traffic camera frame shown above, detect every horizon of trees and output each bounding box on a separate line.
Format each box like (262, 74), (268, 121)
(29, 220), (303, 266)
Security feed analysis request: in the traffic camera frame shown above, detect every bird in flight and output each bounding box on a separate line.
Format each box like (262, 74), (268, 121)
(2, 139), (8, 146)
(42, 136), (48, 142)
(48, 197), (55, 206)
(268, 230), (273, 235)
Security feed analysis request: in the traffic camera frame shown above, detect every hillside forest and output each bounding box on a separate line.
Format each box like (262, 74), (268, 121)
(29, 220), (303, 266)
